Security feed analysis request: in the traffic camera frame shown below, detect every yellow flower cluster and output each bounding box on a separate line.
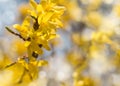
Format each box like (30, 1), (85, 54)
(13, 0), (65, 59)
(3, 0), (65, 84)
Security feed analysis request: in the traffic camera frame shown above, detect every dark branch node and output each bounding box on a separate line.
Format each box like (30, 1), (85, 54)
(38, 44), (43, 48)
(32, 52), (38, 58)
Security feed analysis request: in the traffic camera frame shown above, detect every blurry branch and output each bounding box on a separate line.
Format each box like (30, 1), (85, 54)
(24, 68), (33, 80)
(17, 67), (33, 84)
(30, 15), (36, 20)
(17, 69), (25, 84)
(5, 27), (26, 41)
(4, 62), (16, 69)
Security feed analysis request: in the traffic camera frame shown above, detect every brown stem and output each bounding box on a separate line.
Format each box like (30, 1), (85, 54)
(5, 27), (26, 41)
(4, 62), (16, 69)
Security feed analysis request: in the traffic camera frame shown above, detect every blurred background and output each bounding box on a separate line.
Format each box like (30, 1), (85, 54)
(0, 0), (28, 35)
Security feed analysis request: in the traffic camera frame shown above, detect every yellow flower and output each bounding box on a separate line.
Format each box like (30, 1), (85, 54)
(13, 0), (65, 59)
(53, 0), (82, 25)
(92, 31), (113, 44)
(19, 3), (30, 18)
(17, 57), (48, 70)
(5, 0), (65, 85)
(74, 77), (95, 86)
(29, 0), (65, 29)
(113, 4), (120, 17)
(85, 11), (103, 28)
(13, 16), (32, 39)
(13, 0), (65, 58)
(17, 57), (48, 79)
(11, 40), (27, 56)
(80, 0), (102, 11)
(24, 31), (58, 58)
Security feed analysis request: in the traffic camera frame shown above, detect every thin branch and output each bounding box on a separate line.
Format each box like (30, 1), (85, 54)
(5, 27), (26, 41)
(4, 62), (16, 69)
(25, 68), (33, 80)
(30, 15), (36, 20)
(17, 68), (25, 84)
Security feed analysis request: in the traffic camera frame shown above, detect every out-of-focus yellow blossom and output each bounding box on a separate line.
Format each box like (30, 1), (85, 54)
(72, 33), (88, 46)
(66, 1), (82, 22)
(50, 37), (61, 47)
(89, 44), (105, 58)
(91, 31), (120, 51)
(0, 70), (13, 86)
(6, 63), (25, 84)
(67, 51), (93, 86)
(84, 12), (103, 28)
(111, 49), (120, 69)
(92, 31), (114, 44)
(19, 4), (30, 19)
(113, 4), (120, 17)
(67, 51), (84, 67)
(0, 49), (12, 69)
(60, 82), (68, 86)
(0, 55), (11, 69)
(11, 40), (27, 56)
(3, 57), (48, 85)
(73, 77), (95, 86)
(72, 33), (91, 53)
(80, 0), (102, 11)
(54, 0), (82, 24)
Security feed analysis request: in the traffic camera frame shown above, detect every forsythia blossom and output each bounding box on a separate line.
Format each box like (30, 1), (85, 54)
(4, 0), (65, 84)
(13, 0), (65, 59)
